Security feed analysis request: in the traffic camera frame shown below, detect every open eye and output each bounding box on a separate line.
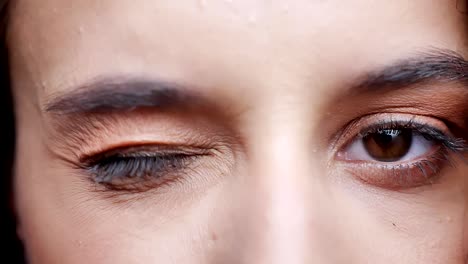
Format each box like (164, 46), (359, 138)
(343, 129), (435, 163)
(336, 116), (467, 189)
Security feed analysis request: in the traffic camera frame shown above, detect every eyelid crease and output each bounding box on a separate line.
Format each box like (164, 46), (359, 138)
(45, 107), (239, 166)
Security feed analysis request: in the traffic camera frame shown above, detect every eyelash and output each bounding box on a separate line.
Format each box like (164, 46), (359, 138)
(80, 119), (467, 192)
(340, 119), (468, 189)
(359, 120), (466, 152)
(81, 147), (208, 192)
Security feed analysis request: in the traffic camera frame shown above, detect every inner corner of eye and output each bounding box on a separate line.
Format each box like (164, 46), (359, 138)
(336, 139), (362, 161)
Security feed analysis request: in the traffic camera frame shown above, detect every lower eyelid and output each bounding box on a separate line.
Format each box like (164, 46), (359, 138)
(339, 149), (452, 189)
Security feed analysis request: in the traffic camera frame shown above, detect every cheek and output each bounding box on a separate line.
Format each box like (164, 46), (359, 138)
(327, 167), (468, 263)
(17, 191), (222, 264)
(14, 163), (226, 263)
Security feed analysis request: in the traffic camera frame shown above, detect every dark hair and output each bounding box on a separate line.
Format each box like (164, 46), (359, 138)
(0, 0), (24, 263)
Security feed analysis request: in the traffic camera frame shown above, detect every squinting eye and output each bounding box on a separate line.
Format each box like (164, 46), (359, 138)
(344, 129), (434, 163)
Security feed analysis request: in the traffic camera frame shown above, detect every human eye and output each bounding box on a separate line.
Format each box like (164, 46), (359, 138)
(336, 114), (468, 189)
(70, 135), (238, 195)
(78, 143), (229, 193)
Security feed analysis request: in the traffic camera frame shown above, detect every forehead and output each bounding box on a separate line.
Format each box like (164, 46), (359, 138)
(7, 0), (467, 97)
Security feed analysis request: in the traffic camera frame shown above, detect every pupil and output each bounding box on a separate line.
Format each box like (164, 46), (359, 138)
(363, 129), (413, 162)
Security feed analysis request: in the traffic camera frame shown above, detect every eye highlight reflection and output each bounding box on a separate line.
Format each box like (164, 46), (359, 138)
(361, 128), (414, 162)
(348, 128), (432, 163)
(336, 114), (467, 189)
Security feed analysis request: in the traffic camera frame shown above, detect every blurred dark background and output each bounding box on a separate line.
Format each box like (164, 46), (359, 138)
(0, 69), (25, 263)
(0, 34), (25, 264)
(0, 54), (24, 263)
(0, 43), (24, 263)
(0, 0), (25, 262)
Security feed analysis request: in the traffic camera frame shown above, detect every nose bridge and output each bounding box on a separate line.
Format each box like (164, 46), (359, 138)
(239, 105), (320, 264)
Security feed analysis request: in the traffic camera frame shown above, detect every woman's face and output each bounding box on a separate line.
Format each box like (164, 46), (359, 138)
(9, 0), (468, 263)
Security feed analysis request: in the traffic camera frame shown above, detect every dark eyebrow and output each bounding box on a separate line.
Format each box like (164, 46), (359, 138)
(46, 48), (468, 115)
(352, 48), (468, 93)
(45, 78), (206, 114)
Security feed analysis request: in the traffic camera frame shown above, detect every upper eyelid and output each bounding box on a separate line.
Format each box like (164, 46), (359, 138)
(46, 116), (223, 163)
(348, 115), (445, 135)
(89, 153), (197, 177)
(357, 121), (441, 137)
(341, 123), (467, 163)
(332, 114), (462, 150)
(80, 144), (214, 165)
(360, 121), (463, 145)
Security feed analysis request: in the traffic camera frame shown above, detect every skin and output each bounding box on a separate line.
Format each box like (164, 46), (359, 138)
(8, 0), (468, 263)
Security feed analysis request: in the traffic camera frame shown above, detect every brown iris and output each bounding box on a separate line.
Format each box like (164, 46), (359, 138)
(363, 129), (413, 162)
